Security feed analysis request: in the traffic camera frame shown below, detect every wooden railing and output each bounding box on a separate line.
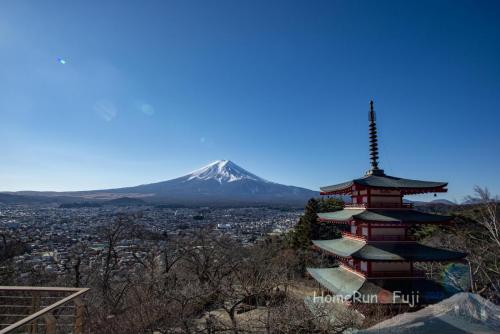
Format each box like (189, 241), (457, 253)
(344, 203), (413, 209)
(343, 203), (368, 208)
(339, 264), (366, 278)
(341, 232), (416, 242)
(341, 231), (367, 241)
(0, 286), (89, 334)
(340, 264), (426, 279)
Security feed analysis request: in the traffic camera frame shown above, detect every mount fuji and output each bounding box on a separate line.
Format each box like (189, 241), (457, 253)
(7, 160), (318, 206)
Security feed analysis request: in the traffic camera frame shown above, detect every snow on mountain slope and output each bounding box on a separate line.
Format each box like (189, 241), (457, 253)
(186, 160), (270, 184)
(10, 160), (318, 205)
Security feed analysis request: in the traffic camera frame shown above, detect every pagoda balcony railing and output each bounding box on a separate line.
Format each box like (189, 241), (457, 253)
(344, 203), (413, 209)
(342, 264), (426, 279)
(341, 232), (366, 241)
(0, 286), (89, 334)
(341, 232), (416, 242)
(367, 270), (426, 279)
(344, 203), (369, 209)
(340, 263), (366, 278)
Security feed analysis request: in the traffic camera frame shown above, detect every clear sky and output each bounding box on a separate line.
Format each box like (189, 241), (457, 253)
(1, 0), (499, 202)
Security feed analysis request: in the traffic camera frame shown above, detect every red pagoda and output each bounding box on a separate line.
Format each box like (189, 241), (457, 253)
(307, 100), (466, 305)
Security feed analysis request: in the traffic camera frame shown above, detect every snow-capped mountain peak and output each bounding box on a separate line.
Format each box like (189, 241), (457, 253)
(186, 160), (270, 184)
(5, 159), (318, 205)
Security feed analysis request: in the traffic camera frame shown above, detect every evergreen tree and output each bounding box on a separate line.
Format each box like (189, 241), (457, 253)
(290, 216), (310, 250)
(303, 198), (319, 235)
(289, 198), (317, 249)
(318, 197), (344, 213)
(289, 197), (344, 249)
(308, 197), (343, 240)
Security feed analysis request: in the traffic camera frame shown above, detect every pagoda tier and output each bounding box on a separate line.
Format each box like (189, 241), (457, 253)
(312, 239), (466, 262)
(317, 209), (452, 224)
(320, 174), (448, 196)
(317, 209), (451, 242)
(311, 238), (465, 282)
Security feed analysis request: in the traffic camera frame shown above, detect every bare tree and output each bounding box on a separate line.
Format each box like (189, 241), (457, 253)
(262, 295), (361, 333)
(422, 187), (500, 302)
(470, 186), (499, 247)
(212, 239), (293, 333)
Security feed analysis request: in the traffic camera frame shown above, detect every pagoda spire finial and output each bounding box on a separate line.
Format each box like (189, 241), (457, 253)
(367, 99), (384, 176)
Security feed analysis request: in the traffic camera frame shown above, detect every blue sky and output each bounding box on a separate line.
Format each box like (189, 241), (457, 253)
(1, 0), (499, 201)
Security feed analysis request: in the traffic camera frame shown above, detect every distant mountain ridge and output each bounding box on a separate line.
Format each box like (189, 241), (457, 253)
(1, 160), (463, 207)
(3, 160), (318, 206)
(406, 199), (457, 206)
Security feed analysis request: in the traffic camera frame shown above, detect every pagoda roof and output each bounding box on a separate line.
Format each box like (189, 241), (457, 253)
(307, 266), (365, 298)
(312, 238), (466, 261)
(317, 209), (452, 224)
(307, 266), (455, 303)
(312, 238), (364, 257)
(353, 243), (466, 261)
(320, 173), (448, 195)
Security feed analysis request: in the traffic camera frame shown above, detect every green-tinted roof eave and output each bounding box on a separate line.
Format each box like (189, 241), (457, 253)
(307, 267), (366, 298)
(356, 174), (447, 189)
(321, 174), (448, 194)
(317, 209), (365, 222)
(355, 210), (452, 223)
(312, 238), (365, 257)
(318, 209), (452, 223)
(320, 180), (354, 193)
(352, 242), (467, 261)
(312, 238), (466, 261)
